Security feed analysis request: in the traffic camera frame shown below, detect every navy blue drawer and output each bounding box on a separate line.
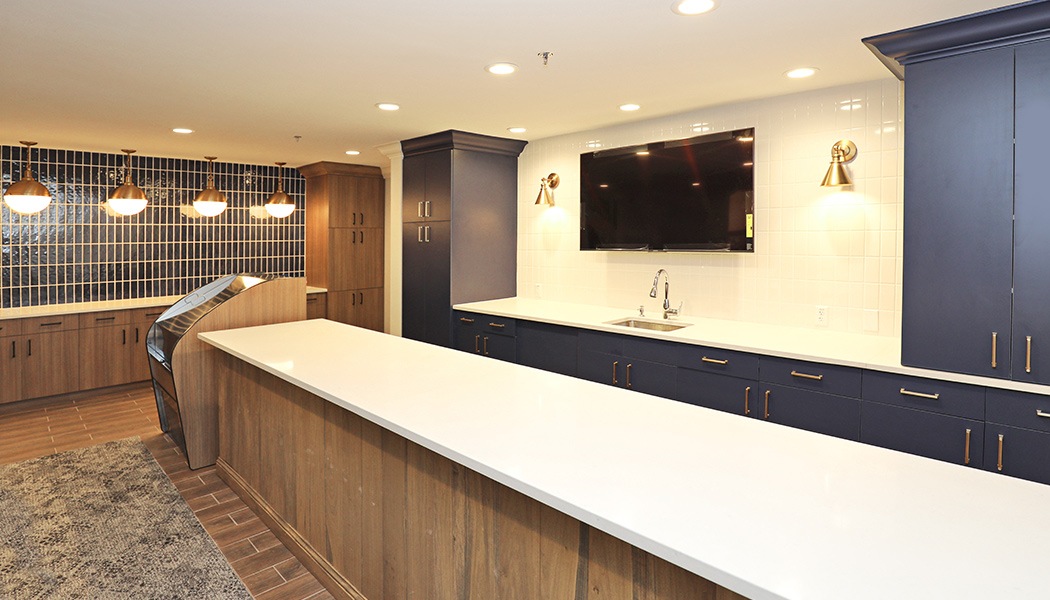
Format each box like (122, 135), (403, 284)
(759, 383), (861, 441)
(760, 356), (862, 398)
(863, 370), (985, 420)
(670, 345), (760, 380)
(984, 424), (1050, 485)
(861, 401), (984, 468)
(987, 388), (1050, 433)
(677, 369), (756, 417)
(516, 320), (578, 377)
(622, 335), (688, 366)
(454, 311), (516, 335)
(579, 330), (623, 355)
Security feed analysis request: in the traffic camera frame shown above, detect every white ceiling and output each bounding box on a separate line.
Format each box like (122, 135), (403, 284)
(0, 0), (1015, 169)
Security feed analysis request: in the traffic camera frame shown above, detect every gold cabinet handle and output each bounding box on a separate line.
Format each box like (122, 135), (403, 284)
(474, 334), (480, 353)
(424, 225), (431, 243)
(424, 200), (431, 217)
(790, 370), (823, 381)
(964, 428), (971, 465)
(899, 388), (940, 400)
(992, 332), (998, 368)
(417, 201), (424, 218)
(1027, 335), (1033, 373)
(417, 225), (423, 243)
(459, 317), (475, 324)
(763, 390), (770, 420)
(483, 336), (489, 356)
(612, 361), (619, 385)
(488, 322), (506, 329)
(744, 386), (751, 416)
(1036, 409), (1050, 419)
(626, 363), (633, 389)
(997, 433), (1004, 472)
(701, 356), (728, 365)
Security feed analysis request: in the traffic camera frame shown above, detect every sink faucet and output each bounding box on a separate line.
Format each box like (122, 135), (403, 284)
(649, 269), (680, 319)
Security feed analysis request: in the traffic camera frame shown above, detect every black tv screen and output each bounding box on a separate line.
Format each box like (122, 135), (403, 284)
(580, 129), (755, 252)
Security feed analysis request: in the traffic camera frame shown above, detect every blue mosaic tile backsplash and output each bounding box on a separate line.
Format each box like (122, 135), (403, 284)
(0, 145), (305, 308)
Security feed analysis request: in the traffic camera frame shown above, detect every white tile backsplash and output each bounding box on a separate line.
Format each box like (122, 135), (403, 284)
(517, 78), (904, 336)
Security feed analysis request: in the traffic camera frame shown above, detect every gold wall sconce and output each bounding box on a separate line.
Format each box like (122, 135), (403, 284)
(535, 172), (560, 206)
(107, 149), (148, 216)
(193, 156), (228, 217)
(3, 141), (52, 215)
(820, 139), (857, 187)
(264, 162), (294, 218)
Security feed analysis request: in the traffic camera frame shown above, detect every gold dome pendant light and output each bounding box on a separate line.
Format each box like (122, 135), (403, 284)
(193, 156), (228, 217)
(264, 162), (295, 218)
(3, 141), (52, 216)
(107, 149), (148, 216)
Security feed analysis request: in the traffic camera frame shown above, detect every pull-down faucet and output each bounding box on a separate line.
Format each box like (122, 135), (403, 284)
(649, 269), (680, 319)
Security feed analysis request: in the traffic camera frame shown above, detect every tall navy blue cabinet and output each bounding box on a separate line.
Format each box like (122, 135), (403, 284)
(401, 131), (527, 347)
(866, 3), (1050, 384)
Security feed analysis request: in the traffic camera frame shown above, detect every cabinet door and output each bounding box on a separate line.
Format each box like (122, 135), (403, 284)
(330, 228), (383, 290)
(478, 333), (515, 362)
(1012, 40), (1050, 384)
(0, 336), (23, 404)
(78, 325), (132, 390)
(329, 289), (383, 331)
(402, 152), (451, 222)
(127, 324), (151, 382)
(23, 330), (80, 400)
(622, 357), (676, 399)
(453, 316), (480, 354)
(984, 424), (1050, 485)
(401, 222), (428, 341)
(759, 384), (860, 441)
(677, 369), (755, 418)
(901, 47), (1014, 378)
(861, 402), (984, 468)
(306, 292), (327, 319)
(517, 321), (578, 377)
(403, 154), (427, 223)
(330, 175), (384, 229)
(578, 350), (622, 387)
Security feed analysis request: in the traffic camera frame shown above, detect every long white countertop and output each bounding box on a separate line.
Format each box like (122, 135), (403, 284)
(0, 295), (183, 320)
(455, 297), (1050, 395)
(200, 319), (1050, 600)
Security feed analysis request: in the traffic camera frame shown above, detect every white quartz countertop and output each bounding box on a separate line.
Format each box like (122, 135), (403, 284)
(455, 297), (1050, 395)
(0, 295), (183, 320)
(200, 319), (1050, 600)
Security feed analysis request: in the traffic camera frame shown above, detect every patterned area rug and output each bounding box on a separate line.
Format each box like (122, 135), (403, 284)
(0, 438), (251, 599)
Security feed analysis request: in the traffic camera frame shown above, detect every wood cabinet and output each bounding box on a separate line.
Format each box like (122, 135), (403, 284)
(0, 320), (25, 405)
(77, 309), (158, 391)
(401, 131), (527, 347)
(300, 161), (385, 332)
(21, 316), (80, 400)
(868, 8), (1050, 383)
(306, 291), (327, 320)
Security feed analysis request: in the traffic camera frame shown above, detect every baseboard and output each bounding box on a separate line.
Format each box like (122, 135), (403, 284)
(215, 458), (367, 600)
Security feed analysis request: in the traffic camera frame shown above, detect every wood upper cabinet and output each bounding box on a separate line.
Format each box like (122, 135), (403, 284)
(300, 161), (385, 332)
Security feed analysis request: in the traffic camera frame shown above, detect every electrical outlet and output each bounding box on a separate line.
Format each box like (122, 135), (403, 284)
(816, 305), (828, 326)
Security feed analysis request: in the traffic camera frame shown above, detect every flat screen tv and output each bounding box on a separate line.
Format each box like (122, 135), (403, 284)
(580, 128), (755, 252)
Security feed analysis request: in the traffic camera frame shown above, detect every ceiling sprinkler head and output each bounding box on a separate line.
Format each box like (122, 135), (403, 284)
(538, 51), (554, 66)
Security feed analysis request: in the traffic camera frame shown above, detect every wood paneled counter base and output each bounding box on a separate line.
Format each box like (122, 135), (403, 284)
(214, 352), (745, 600)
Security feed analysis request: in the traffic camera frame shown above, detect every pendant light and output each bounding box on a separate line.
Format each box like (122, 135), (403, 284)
(264, 162), (294, 218)
(193, 156), (227, 217)
(107, 149), (148, 216)
(3, 141), (51, 215)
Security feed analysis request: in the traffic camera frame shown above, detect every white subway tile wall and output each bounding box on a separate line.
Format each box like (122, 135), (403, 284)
(0, 147), (304, 308)
(517, 78), (904, 337)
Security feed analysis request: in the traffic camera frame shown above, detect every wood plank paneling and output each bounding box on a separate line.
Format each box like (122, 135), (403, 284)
(217, 359), (754, 600)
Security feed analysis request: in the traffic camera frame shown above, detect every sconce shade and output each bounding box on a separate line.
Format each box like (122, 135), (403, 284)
(820, 139), (857, 187)
(3, 141), (51, 216)
(194, 156), (227, 216)
(534, 172), (560, 206)
(107, 149), (148, 216)
(265, 162), (294, 218)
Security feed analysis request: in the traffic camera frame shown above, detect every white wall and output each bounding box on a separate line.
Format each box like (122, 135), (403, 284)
(516, 78), (904, 337)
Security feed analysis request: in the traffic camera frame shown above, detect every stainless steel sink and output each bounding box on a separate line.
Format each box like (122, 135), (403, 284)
(607, 318), (691, 332)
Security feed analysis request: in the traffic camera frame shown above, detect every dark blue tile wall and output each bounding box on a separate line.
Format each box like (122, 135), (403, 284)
(0, 145), (305, 308)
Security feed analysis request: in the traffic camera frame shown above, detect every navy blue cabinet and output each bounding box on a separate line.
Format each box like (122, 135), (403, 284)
(759, 358), (862, 441)
(576, 331), (677, 399)
(901, 48), (1015, 378)
(676, 369), (755, 417)
(862, 403), (984, 467)
(452, 312), (516, 362)
(516, 321), (578, 377)
(402, 220), (451, 347)
(984, 388), (1050, 484)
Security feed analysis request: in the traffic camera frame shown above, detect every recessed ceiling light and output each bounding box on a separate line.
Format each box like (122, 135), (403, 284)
(671, 0), (717, 15)
(785, 67), (818, 79)
(507, 127), (527, 134)
(691, 122), (711, 133)
(486, 63), (518, 75)
(636, 151), (650, 156)
(172, 128), (193, 134)
(345, 150), (361, 155)
(620, 103), (641, 112)
(737, 135), (754, 142)
(375, 103), (400, 111)
(585, 140), (603, 149)
(599, 184), (609, 188)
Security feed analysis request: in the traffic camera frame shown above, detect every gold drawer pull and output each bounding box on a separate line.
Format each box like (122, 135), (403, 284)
(1026, 335), (1033, 374)
(763, 390), (771, 420)
(625, 363), (633, 389)
(701, 356), (728, 365)
(997, 434), (1004, 472)
(964, 428), (971, 465)
(474, 334), (480, 353)
(612, 361), (619, 385)
(1036, 410), (1050, 419)
(459, 317), (475, 324)
(899, 388), (940, 400)
(744, 386), (751, 416)
(488, 322), (506, 329)
(992, 332), (998, 368)
(790, 370), (823, 381)
(483, 336), (489, 356)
